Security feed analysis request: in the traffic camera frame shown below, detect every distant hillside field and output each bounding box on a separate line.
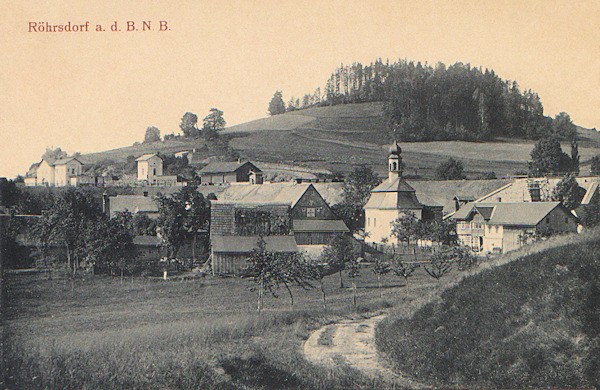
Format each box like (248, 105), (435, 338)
(376, 231), (600, 389)
(79, 102), (598, 180)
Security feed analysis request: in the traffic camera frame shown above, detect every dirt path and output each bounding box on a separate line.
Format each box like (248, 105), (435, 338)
(303, 314), (427, 388)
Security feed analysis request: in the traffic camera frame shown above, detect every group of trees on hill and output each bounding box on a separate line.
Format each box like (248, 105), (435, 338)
(141, 108), (226, 143)
(272, 58), (577, 143)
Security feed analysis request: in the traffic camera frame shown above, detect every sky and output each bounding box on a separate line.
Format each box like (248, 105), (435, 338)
(1, 0), (599, 179)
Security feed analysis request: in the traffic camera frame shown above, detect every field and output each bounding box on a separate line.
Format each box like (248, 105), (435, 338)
(78, 102), (600, 180)
(3, 259), (453, 389)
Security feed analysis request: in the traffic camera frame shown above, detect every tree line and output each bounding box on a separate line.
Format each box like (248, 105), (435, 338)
(269, 59), (577, 143)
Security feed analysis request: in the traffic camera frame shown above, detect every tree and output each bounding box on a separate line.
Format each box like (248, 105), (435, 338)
(392, 258), (419, 292)
(591, 155), (600, 176)
(571, 140), (580, 175)
(424, 250), (453, 282)
(391, 212), (420, 245)
(180, 112), (199, 138)
(552, 112), (576, 141)
(529, 136), (573, 176)
(202, 108), (226, 133)
(580, 195), (600, 228)
(143, 126), (161, 143)
(371, 257), (391, 298)
(331, 203), (364, 234)
(268, 91), (286, 116)
(42, 147), (68, 161)
(345, 257), (361, 308)
(551, 174), (585, 210)
(321, 233), (359, 288)
(453, 246), (477, 271)
(435, 158), (466, 180)
(343, 165), (381, 206)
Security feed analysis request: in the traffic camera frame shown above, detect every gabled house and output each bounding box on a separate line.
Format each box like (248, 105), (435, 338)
(25, 157), (83, 187)
(106, 194), (159, 219)
(136, 153), (164, 183)
(451, 202), (578, 253)
(198, 160), (263, 184)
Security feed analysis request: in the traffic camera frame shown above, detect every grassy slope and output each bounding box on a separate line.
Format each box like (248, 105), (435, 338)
(376, 230), (600, 389)
(79, 102), (599, 179)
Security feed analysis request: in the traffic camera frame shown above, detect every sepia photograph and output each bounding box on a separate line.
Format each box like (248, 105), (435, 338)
(1, 0), (599, 388)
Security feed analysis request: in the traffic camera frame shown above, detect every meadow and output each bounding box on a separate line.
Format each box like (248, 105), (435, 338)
(3, 260), (448, 389)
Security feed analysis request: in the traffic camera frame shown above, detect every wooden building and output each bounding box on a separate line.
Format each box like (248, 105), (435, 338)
(198, 160), (263, 184)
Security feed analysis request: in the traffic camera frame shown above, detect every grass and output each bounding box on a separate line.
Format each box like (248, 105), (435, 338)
(376, 228), (600, 389)
(3, 261), (447, 389)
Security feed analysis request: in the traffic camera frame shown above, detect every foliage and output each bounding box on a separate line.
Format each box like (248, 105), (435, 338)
(161, 154), (196, 179)
(142, 126), (161, 143)
(268, 90), (286, 116)
(179, 112), (199, 138)
(42, 146), (68, 161)
(435, 158), (466, 180)
(342, 164), (381, 206)
(345, 257), (361, 308)
(202, 108), (226, 141)
(0, 216), (33, 269)
(80, 211), (137, 275)
(244, 237), (314, 311)
(330, 202), (364, 234)
(580, 196), (600, 228)
(551, 173), (585, 210)
(475, 171), (497, 180)
(391, 212), (420, 245)
(234, 208), (290, 236)
(131, 213), (157, 236)
(552, 112), (577, 141)
(452, 246), (477, 271)
(156, 187), (210, 260)
(570, 140), (580, 174)
(591, 155), (600, 176)
(371, 257), (391, 298)
(529, 136), (574, 176)
(321, 233), (359, 288)
(391, 258), (420, 291)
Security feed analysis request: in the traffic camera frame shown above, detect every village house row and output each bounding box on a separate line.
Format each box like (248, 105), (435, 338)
(16, 144), (598, 274)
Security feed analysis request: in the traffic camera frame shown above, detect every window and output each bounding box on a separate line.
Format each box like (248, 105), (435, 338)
(374, 218), (377, 227)
(565, 217), (569, 224)
(367, 217), (370, 226)
(547, 218), (550, 224)
(153, 168), (156, 175)
(306, 208), (316, 218)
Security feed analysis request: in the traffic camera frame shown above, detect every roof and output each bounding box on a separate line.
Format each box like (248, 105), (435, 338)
(407, 179), (512, 215)
(415, 192), (442, 208)
(53, 157), (83, 166)
(371, 177), (416, 193)
(135, 153), (161, 162)
(452, 202), (565, 226)
(292, 219), (349, 233)
(133, 235), (162, 246)
(581, 182), (598, 205)
(215, 182), (312, 207)
(109, 195), (158, 216)
(364, 191), (423, 210)
(198, 160), (259, 174)
(211, 235), (298, 253)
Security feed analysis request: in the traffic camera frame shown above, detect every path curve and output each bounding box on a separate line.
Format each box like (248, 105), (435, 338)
(303, 314), (426, 388)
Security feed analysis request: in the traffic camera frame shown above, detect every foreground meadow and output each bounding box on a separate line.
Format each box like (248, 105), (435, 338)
(4, 264), (443, 389)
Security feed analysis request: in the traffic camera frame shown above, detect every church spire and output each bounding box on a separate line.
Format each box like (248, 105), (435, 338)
(388, 141), (403, 181)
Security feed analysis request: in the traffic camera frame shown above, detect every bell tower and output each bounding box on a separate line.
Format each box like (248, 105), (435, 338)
(388, 141), (403, 181)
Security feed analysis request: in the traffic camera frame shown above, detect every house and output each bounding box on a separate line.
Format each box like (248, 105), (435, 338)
(451, 202), (578, 253)
(198, 160), (263, 184)
(364, 143), (438, 243)
(25, 157), (83, 187)
(215, 182), (349, 244)
(211, 235), (298, 275)
(136, 153), (164, 183)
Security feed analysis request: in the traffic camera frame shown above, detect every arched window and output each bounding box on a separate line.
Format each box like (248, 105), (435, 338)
(392, 162), (397, 171)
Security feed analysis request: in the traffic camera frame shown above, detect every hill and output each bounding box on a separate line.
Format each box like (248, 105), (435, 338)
(79, 102), (599, 180)
(376, 230), (600, 388)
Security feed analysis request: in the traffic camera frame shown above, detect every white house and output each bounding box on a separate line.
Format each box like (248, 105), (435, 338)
(25, 157), (83, 187)
(451, 201), (578, 253)
(364, 143), (425, 243)
(136, 153), (164, 183)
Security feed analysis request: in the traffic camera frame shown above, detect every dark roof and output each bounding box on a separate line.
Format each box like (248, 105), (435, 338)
(109, 195), (158, 217)
(292, 219), (349, 233)
(199, 161), (260, 174)
(452, 202), (567, 226)
(211, 235), (298, 253)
